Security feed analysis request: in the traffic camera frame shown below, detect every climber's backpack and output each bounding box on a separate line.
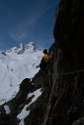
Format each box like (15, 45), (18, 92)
(40, 57), (50, 69)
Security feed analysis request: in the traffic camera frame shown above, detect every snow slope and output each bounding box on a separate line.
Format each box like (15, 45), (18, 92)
(0, 42), (43, 105)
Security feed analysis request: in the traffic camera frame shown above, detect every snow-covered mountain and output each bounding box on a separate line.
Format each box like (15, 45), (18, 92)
(0, 42), (43, 105)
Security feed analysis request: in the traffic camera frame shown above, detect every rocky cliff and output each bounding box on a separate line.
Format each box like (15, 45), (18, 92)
(0, 0), (84, 125)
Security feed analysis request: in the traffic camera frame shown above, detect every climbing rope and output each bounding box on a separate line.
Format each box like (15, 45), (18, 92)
(58, 68), (84, 76)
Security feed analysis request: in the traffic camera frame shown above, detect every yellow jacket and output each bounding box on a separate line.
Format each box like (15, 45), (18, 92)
(43, 54), (50, 63)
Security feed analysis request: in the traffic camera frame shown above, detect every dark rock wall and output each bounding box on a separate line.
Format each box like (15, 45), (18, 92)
(51, 0), (84, 125)
(54, 0), (84, 69)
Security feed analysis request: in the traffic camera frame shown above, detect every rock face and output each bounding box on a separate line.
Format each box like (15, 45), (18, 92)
(0, 0), (84, 125)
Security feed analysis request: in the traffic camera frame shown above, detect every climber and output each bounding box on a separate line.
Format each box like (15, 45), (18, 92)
(36, 49), (53, 86)
(40, 49), (53, 86)
(39, 49), (51, 69)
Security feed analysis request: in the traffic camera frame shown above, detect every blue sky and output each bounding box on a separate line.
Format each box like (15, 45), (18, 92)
(0, 0), (60, 51)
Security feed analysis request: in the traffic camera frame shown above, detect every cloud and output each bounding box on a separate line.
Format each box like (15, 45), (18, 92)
(9, 31), (29, 43)
(7, 1), (49, 42)
(14, 0), (56, 29)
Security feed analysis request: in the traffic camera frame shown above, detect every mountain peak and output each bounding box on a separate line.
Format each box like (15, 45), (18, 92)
(6, 42), (38, 55)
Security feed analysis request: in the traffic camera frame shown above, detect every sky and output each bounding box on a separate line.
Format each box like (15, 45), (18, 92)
(0, 0), (60, 51)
